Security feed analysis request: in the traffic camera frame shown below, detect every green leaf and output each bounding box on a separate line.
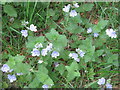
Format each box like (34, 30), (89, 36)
(107, 54), (118, 63)
(76, 4), (94, 12)
(65, 61), (80, 81)
(14, 62), (30, 74)
(3, 5), (17, 17)
(46, 29), (68, 51)
(14, 54), (25, 63)
(95, 50), (104, 57)
(26, 36), (45, 51)
(92, 20), (108, 33)
(47, 9), (55, 18)
(55, 64), (66, 75)
(28, 77), (40, 88)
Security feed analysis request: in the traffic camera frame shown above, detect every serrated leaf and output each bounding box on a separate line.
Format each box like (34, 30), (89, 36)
(3, 5), (17, 17)
(76, 4), (94, 12)
(92, 20), (108, 33)
(55, 64), (66, 75)
(65, 61), (80, 81)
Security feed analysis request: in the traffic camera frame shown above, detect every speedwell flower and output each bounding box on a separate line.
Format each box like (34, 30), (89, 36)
(28, 24), (37, 32)
(42, 84), (49, 88)
(97, 77), (105, 85)
(1, 64), (10, 73)
(73, 3), (79, 8)
(106, 28), (117, 38)
(51, 51), (60, 58)
(35, 43), (43, 49)
(21, 30), (28, 37)
(31, 48), (40, 56)
(87, 28), (92, 33)
(7, 74), (17, 83)
(41, 49), (48, 56)
(94, 33), (99, 37)
(70, 10), (77, 17)
(106, 83), (112, 88)
(63, 4), (71, 12)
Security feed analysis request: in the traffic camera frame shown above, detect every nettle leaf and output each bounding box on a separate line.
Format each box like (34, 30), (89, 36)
(76, 3), (94, 12)
(95, 50), (104, 57)
(14, 54), (25, 63)
(26, 36), (45, 50)
(47, 9), (55, 18)
(55, 64), (66, 75)
(14, 62), (30, 74)
(28, 77), (40, 88)
(92, 20), (108, 33)
(107, 54), (118, 64)
(65, 61), (80, 81)
(3, 5), (17, 17)
(66, 22), (84, 34)
(69, 14), (82, 24)
(46, 29), (68, 51)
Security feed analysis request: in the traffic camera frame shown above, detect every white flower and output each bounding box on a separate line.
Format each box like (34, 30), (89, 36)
(1, 64), (10, 73)
(38, 60), (43, 64)
(51, 51), (60, 58)
(7, 74), (16, 83)
(87, 28), (92, 33)
(17, 73), (23, 76)
(21, 30), (28, 37)
(35, 43), (43, 49)
(28, 24), (37, 32)
(63, 4), (71, 12)
(73, 3), (79, 8)
(54, 62), (59, 67)
(41, 49), (48, 56)
(42, 84), (49, 88)
(21, 20), (29, 26)
(106, 83), (112, 88)
(46, 43), (53, 52)
(97, 77), (105, 85)
(69, 53), (80, 62)
(94, 33), (99, 37)
(76, 48), (85, 57)
(31, 48), (40, 56)
(106, 29), (117, 38)
(70, 10), (77, 17)
(9, 69), (14, 73)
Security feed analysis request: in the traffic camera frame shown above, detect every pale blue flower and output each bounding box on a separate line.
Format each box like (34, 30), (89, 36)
(17, 73), (23, 76)
(7, 74), (16, 83)
(94, 33), (99, 37)
(70, 10), (77, 17)
(106, 83), (112, 88)
(51, 51), (60, 58)
(76, 48), (85, 57)
(9, 69), (14, 72)
(97, 77), (105, 85)
(106, 29), (117, 38)
(63, 4), (71, 12)
(31, 48), (40, 56)
(54, 62), (59, 67)
(41, 49), (48, 56)
(42, 84), (49, 88)
(73, 3), (79, 8)
(87, 28), (92, 33)
(1, 64), (10, 73)
(69, 53), (80, 62)
(21, 30), (28, 37)
(35, 43), (43, 49)
(69, 53), (78, 59)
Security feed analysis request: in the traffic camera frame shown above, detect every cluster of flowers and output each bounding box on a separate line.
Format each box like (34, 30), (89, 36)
(87, 28), (117, 38)
(97, 77), (112, 88)
(21, 20), (37, 37)
(63, 3), (79, 17)
(69, 48), (85, 62)
(1, 64), (23, 83)
(31, 43), (60, 59)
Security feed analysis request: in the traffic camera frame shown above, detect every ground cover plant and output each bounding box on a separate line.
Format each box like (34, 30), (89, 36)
(1, 1), (119, 89)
